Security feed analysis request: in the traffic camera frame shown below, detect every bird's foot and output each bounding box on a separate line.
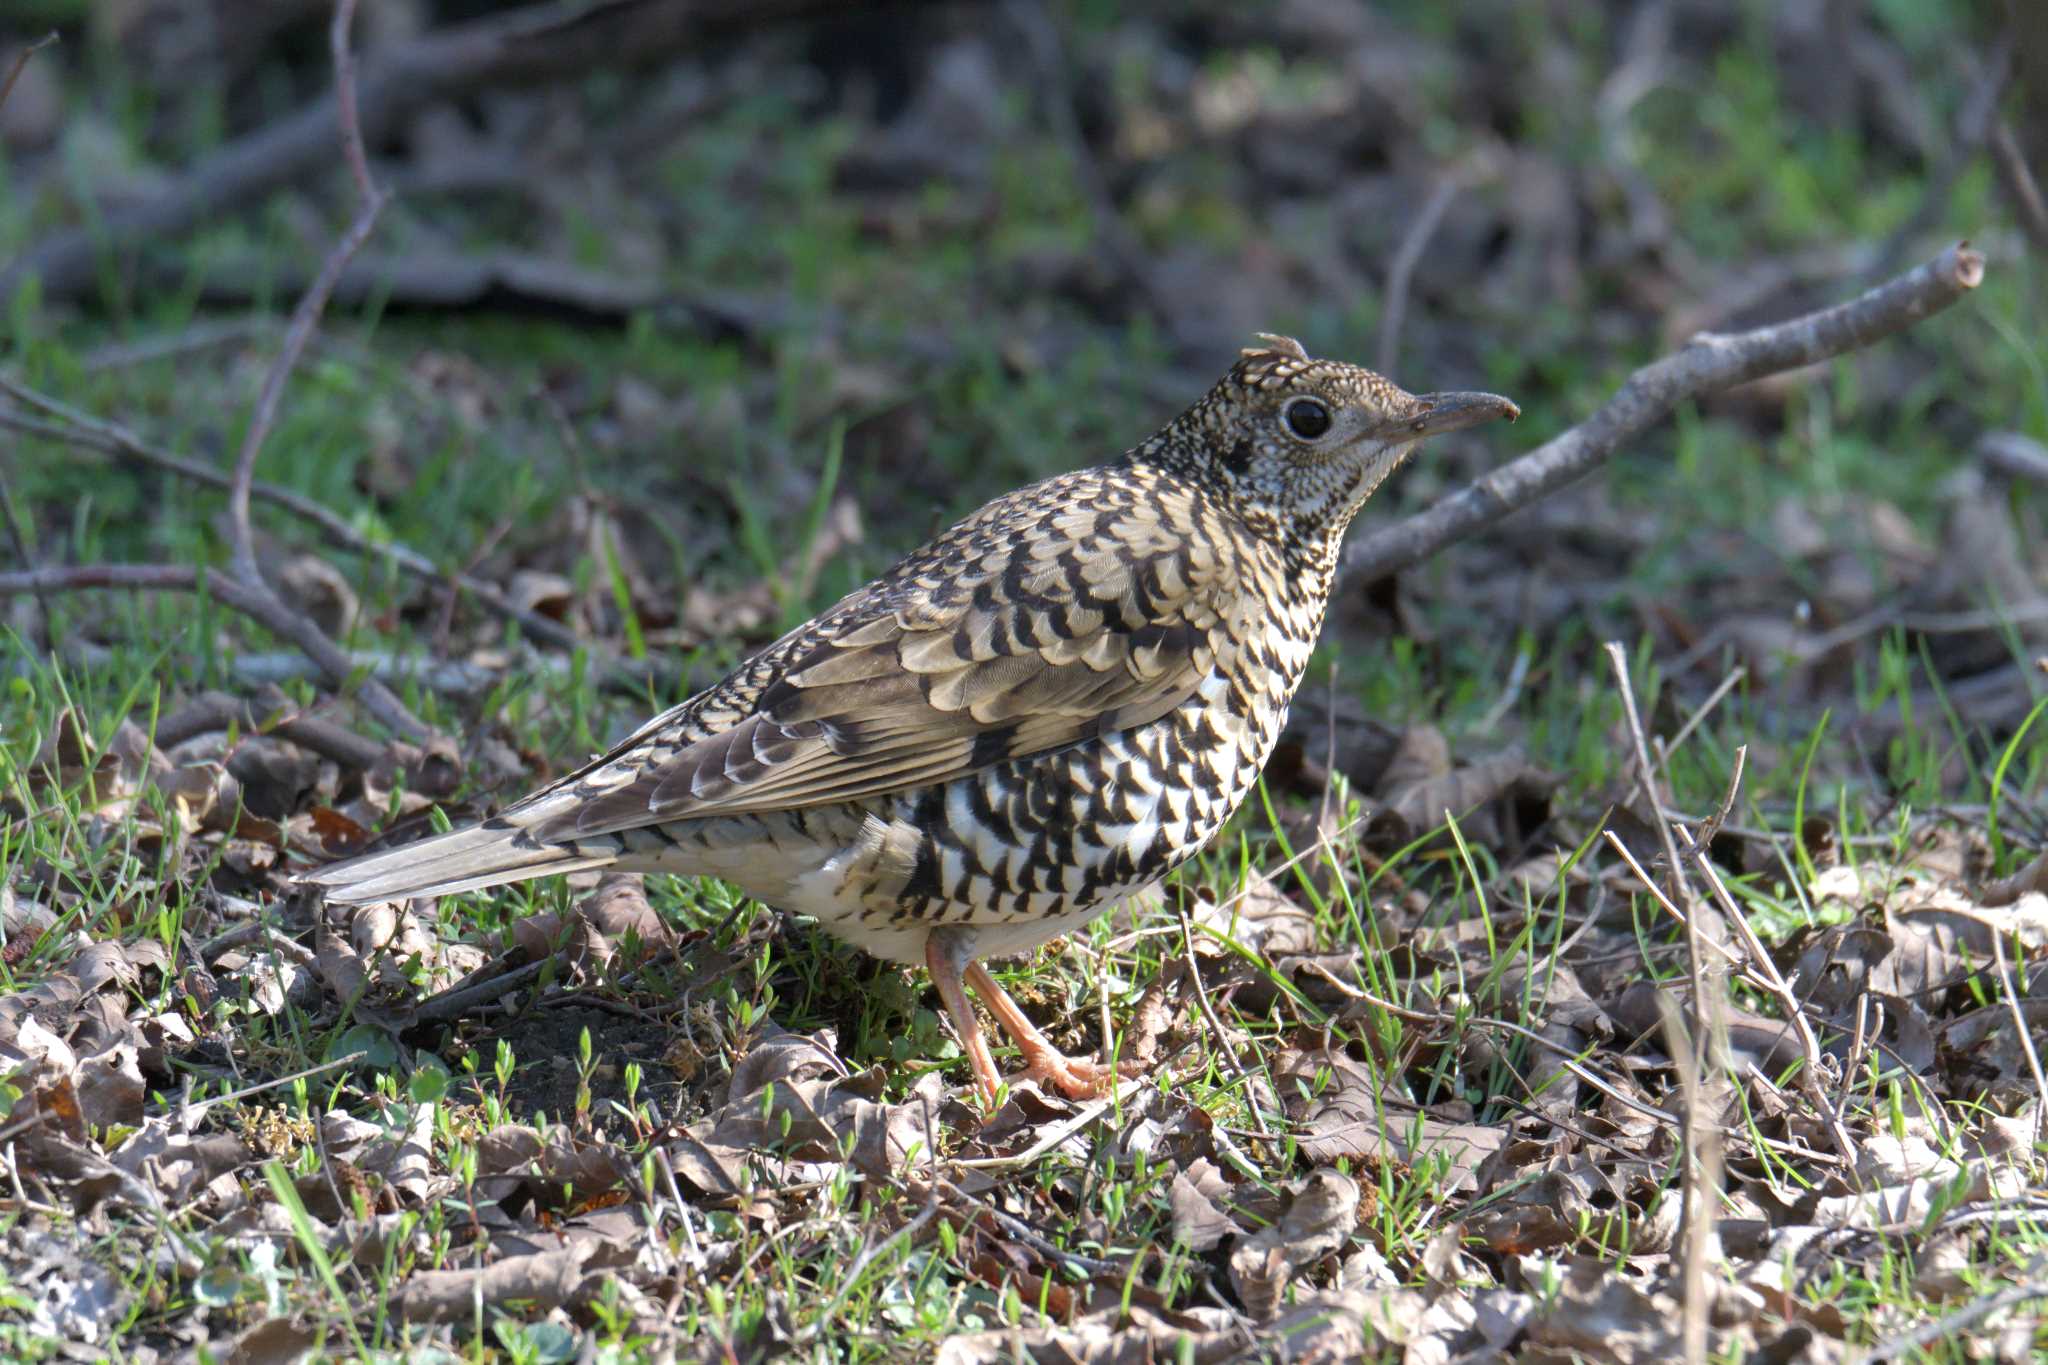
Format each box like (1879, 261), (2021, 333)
(1012, 1045), (1140, 1101)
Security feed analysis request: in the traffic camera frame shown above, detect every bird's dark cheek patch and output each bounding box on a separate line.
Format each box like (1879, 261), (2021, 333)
(1224, 439), (1254, 476)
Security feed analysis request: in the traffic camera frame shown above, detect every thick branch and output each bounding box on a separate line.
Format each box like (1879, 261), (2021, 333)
(1343, 243), (1985, 583)
(0, 0), (847, 307)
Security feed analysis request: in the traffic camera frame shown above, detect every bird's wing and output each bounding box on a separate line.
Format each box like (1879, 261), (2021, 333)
(523, 474), (1245, 840)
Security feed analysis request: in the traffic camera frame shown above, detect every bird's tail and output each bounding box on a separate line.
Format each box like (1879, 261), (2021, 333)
(298, 817), (619, 904)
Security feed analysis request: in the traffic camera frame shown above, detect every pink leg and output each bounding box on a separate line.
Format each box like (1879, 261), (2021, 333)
(925, 932), (1004, 1104)
(965, 962), (1126, 1100)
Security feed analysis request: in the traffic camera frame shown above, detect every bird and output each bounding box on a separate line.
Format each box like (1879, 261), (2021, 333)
(303, 335), (1517, 1103)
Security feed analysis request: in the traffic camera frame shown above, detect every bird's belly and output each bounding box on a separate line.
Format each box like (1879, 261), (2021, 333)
(836, 672), (1282, 946)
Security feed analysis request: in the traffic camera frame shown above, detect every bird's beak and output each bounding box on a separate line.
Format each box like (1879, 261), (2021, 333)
(1382, 390), (1520, 441)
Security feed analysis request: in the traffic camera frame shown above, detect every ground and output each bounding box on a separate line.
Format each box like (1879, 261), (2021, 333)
(0, 1), (2045, 1361)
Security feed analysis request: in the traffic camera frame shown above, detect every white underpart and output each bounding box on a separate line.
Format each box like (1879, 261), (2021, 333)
(1088, 732), (1165, 866)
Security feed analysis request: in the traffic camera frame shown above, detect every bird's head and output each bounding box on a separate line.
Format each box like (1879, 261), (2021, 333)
(1159, 334), (1518, 551)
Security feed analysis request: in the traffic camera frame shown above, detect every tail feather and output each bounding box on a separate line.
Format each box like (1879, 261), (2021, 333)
(299, 820), (618, 904)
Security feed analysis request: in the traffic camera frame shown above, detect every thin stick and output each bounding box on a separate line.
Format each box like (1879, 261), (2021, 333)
(8, 0), (432, 741)
(1604, 642), (1714, 1365)
(1991, 121), (2048, 255)
(1861, 1277), (2048, 1364)
(1966, 908), (2048, 1153)
(0, 574), (429, 745)
(1377, 165), (1486, 376)
(1604, 824), (1861, 1172)
(1344, 244), (1985, 583)
(226, 0), (385, 585)
(1177, 900), (1273, 1136)
(0, 32), (57, 116)
(406, 959), (548, 1025)
(1605, 645), (1708, 1044)
(1661, 665), (1747, 765)
(0, 388), (653, 678)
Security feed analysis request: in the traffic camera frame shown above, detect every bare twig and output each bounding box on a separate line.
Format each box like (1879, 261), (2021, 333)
(0, 564), (396, 736)
(1655, 989), (1721, 1365)
(0, 564), (302, 636)
(226, 0), (387, 586)
(1605, 645), (1708, 1043)
(0, 32), (57, 117)
(1604, 643), (1719, 1365)
(1176, 900), (1273, 1136)
(81, 317), (273, 373)
(1991, 121), (2048, 256)
(1860, 1276), (2048, 1364)
(1955, 907), (2048, 1153)
(207, 0), (427, 741)
(1377, 157), (1496, 375)
(1343, 244), (1985, 583)
(0, 5), (433, 742)
(0, 383), (658, 679)
(407, 959), (550, 1026)
(1604, 821), (1861, 1172)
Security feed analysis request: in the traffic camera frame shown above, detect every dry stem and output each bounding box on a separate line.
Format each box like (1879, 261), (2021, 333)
(1604, 642), (1718, 1365)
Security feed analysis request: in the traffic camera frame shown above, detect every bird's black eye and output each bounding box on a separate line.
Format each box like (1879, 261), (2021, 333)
(1283, 397), (1332, 440)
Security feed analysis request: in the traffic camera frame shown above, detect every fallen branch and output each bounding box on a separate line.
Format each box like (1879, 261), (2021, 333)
(0, 0), (845, 307)
(153, 688), (388, 771)
(1343, 242), (1986, 583)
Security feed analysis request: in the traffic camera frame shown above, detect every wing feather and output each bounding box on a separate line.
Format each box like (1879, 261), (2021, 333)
(523, 471), (1241, 843)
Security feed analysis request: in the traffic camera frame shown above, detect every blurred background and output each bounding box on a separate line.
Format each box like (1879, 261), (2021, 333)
(1, 0), (2042, 805)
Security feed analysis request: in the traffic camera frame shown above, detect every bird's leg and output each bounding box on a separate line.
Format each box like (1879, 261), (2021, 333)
(965, 961), (1120, 1100)
(925, 928), (1004, 1104)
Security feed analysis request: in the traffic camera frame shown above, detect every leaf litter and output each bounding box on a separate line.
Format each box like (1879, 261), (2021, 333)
(4, 671), (2044, 1361)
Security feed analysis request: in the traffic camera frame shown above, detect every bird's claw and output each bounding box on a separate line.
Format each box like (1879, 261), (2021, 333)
(1013, 1049), (1142, 1101)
